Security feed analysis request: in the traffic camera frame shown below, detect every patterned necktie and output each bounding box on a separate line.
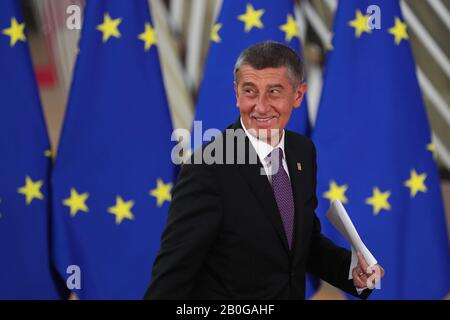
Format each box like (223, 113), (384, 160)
(269, 148), (295, 250)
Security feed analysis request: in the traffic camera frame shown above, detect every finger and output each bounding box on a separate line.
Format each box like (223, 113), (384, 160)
(353, 267), (362, 276)
(352, 269), (366, 288)
(354, 275), (367, 288)
(357, 252), (369, 273)
(352, 268), (362, 280)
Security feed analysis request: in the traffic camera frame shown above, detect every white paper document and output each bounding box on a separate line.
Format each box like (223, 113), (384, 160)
(326, 200), (377, 268)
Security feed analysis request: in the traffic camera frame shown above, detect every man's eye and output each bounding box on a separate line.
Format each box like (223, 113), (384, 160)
(270, 89), (281, 94)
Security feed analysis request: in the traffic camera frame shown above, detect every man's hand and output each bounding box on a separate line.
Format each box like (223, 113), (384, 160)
(352, 252), (385, 289)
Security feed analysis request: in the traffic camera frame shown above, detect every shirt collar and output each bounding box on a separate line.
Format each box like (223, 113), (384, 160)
(240, 117), (286, 163)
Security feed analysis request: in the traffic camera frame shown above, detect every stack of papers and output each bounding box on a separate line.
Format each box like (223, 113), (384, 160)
(326, 200), (377, 267)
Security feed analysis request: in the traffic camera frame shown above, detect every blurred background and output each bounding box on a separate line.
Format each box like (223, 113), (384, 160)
(15, 0), (450, 299)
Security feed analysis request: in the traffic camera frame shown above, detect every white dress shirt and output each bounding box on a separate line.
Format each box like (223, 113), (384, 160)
(240, 118), (289, 184)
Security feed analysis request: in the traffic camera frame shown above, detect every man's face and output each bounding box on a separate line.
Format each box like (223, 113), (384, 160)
(234, 65), (307, 142)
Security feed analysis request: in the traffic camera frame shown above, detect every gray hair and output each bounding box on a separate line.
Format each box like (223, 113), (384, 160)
(233, 41), (305, 88)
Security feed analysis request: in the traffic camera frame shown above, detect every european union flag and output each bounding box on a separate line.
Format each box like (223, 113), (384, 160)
(0, 0), (64, 299)
(52, 0), (176, 299)
(313, 0), (450, 299)
(195, 0), (310, 139)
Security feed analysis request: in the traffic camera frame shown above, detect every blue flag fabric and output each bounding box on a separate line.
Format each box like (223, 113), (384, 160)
(194, 0), (318, 297)
(52, 0), (175, 299)
(0, 0), (64, 299)
(313, 0), (450, 299)
(195, 0), (310, 140)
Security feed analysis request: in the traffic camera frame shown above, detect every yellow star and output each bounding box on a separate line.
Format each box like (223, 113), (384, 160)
(44, 150), (53, 158)
(323, 180), (349, 204)
(138, 22), (157, 51)
(2, 17), (26, 47)
(63, 188), (89, 217)
(108, 196), (135, 225)
(211, 23), (222, 43)
(404, 169), (427, 198)
(348, 10), (371, 38)
(96, 13), (122, 43)
(388, 17), (408, 45)
(150, 178), (172, 207)
(238, 4), (265, 32)
(17, 176), (44, 205)
(427, 142), (437, 160)
(365, 187), (391, 215)
(279, 14), (300, 42)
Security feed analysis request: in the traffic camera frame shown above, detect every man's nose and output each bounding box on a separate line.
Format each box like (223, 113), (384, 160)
(254, 93), (270, 114)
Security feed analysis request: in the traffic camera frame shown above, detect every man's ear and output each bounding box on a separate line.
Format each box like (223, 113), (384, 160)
(234, 81), (240, 108)
(293, 82), (308, 108)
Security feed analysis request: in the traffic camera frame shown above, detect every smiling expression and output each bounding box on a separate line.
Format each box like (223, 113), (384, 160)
(234, 65), (307, 144)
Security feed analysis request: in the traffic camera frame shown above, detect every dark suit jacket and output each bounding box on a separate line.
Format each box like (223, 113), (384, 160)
(145, 119), (371, 299)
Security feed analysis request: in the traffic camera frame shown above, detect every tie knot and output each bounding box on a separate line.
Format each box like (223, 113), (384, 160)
(269, 148), (283, 162)
(267, 148), (283, 173)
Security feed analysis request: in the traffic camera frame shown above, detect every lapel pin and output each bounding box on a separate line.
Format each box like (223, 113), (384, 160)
(297, 162), (302, 171)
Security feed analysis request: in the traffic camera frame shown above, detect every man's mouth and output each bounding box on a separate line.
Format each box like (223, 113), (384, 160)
(252, 116), (277, 124)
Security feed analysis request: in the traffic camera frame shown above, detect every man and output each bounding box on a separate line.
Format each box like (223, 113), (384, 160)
(145, 41), (384, 299)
